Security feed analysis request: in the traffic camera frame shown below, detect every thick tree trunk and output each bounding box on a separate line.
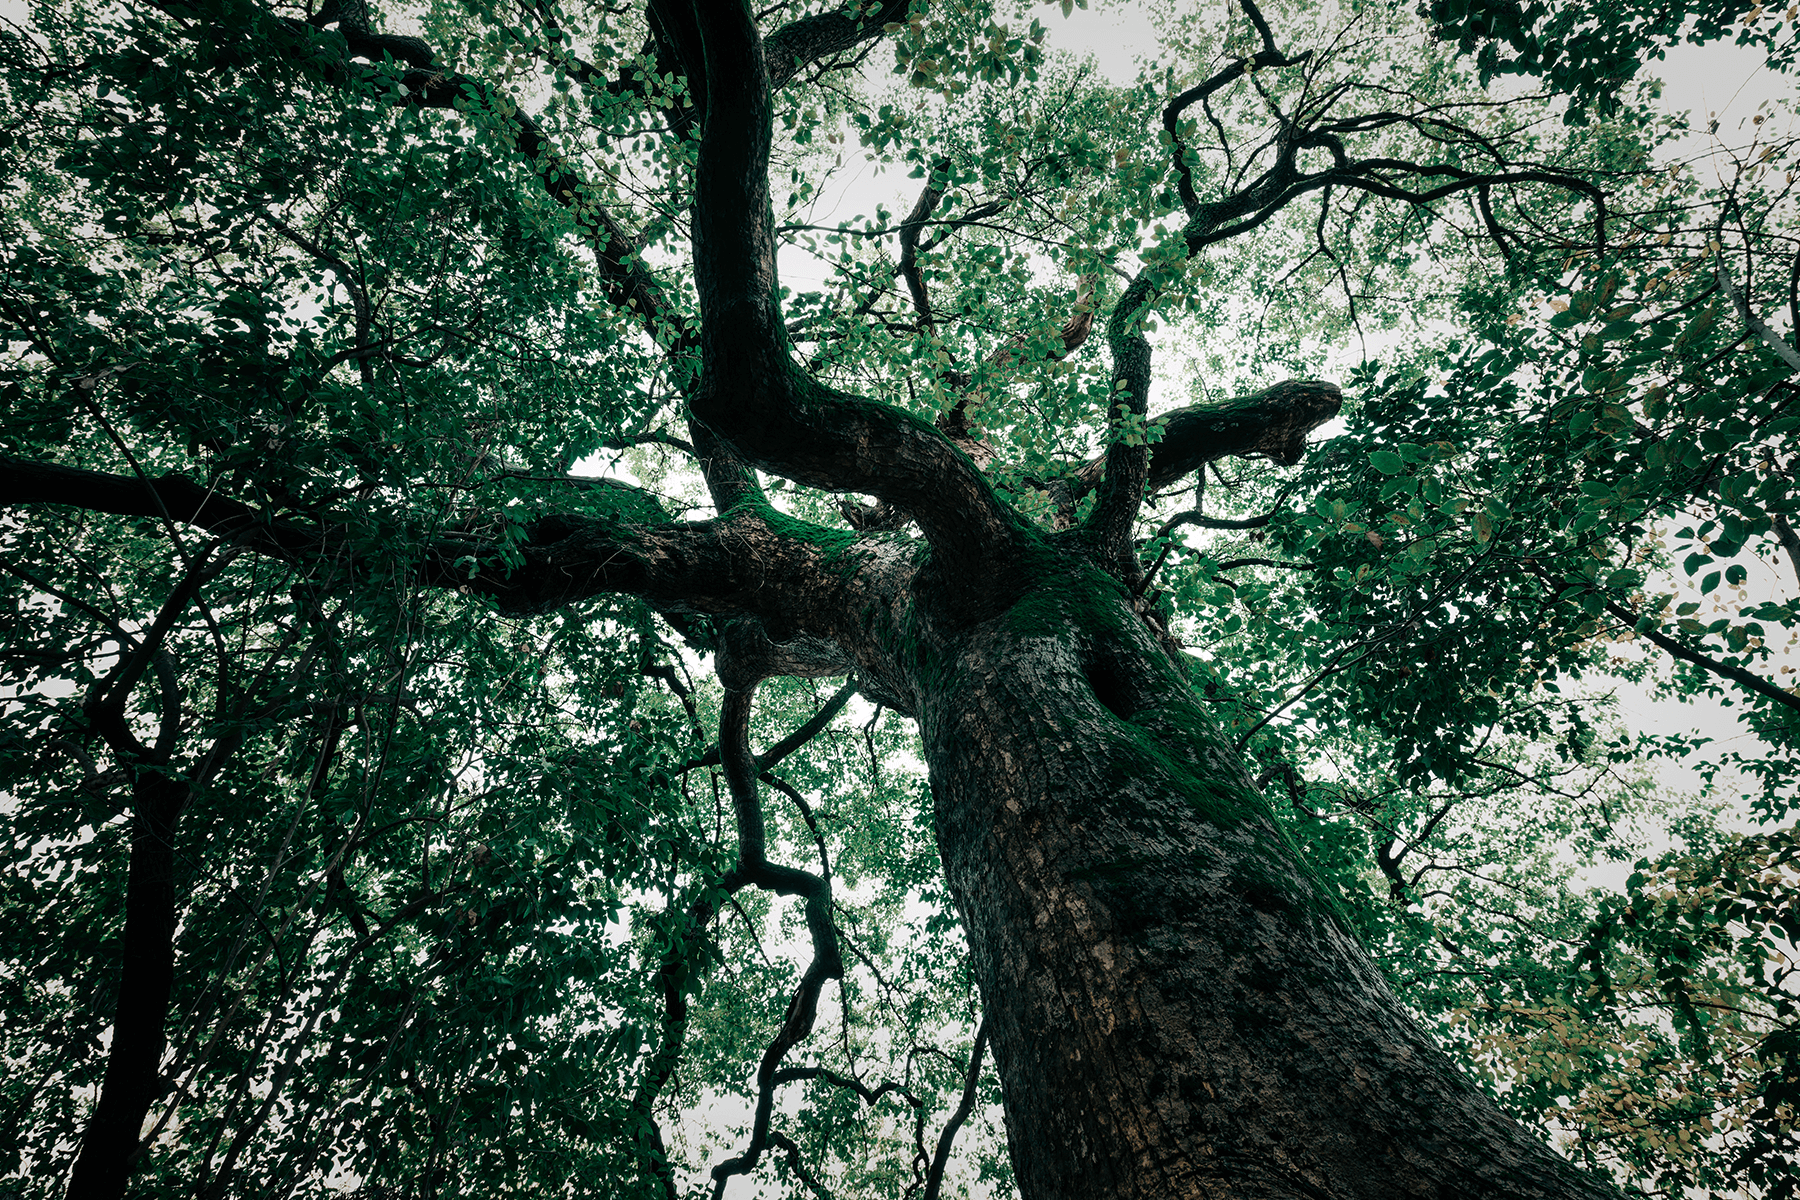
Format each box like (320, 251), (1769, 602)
(915, 558), (1616, 1200)
(67, 770), (186, 1200)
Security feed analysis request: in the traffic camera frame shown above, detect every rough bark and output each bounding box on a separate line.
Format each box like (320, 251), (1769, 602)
(907, 549), (1618, 1199)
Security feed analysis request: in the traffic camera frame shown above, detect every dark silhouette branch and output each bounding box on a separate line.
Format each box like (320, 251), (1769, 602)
(1375, 798), (1459, 903)
(666, 0), (1025, 574)
(0, 454), (869, 643)
(1163, 0), (1312, 216)
(1773, 512), (1800, 591)
(706, 660), (844, 1197)
(922, 1020), (988, 1200)
(899, 158), (950, 329)
(1541, 571), (1800, 716)
(681, 677), (858, 775)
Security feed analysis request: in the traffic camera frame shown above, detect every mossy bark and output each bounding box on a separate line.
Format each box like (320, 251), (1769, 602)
(909, 560), (1616, 1200)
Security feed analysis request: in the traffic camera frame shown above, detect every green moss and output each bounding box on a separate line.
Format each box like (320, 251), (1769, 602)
(1001, 546), (1130, 642)
(1083, 664), (1360, 938)
(921, 542), (1361, 940)
(731, 497), (861, 556)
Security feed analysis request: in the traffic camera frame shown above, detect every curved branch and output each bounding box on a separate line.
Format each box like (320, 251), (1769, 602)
(1184, 159), (1606, 259)
(0, 455), (869, 649)
(674, 1), (1024, 572)
(1162, 0), (1310, 215)
(771, 1064), (920, 1110)
(681, 677), (858, 775)
(1067, 380), (1343, 504)
(1165, 50), (1310, 215)
(85, 544), (232, 764)
(707, 666), (844, 1196)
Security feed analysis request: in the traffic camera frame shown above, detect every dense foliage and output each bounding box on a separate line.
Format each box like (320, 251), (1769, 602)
(1, 0), (1796, 1196)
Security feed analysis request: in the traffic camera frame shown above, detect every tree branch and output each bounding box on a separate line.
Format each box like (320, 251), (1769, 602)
(1539, 569), (1800, 716)
(899, 158), (951, 329)
(681, 677), (858, 774)
(1086, 277), (1157, 571)
(1163, 7), (1310, 216)
(1067, 379), (1342, 503)
(1716, 244), (1800, 372)
(921, 1019), (988, 1200)
(0, 455), (869, 645)
(1773, 512), (1800, 592)
(707, 664), (844, 1196)
(763, 0), (911, 91)
(669, 1), (1025, 574)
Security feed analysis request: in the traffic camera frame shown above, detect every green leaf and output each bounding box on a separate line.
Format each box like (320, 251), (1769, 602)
(1370, 450), (1407, 474)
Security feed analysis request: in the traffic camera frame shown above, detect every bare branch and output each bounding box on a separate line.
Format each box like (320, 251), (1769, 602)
(681, 677), (859, 775)
(921, 1020), (988, 1200)
(1773, 512), (1800, 592)
(1541, 569), (1800, 716)
(1715, 245), (1800, 372)
(899, 159), (951, 329)
(707, 665), (844, 1196)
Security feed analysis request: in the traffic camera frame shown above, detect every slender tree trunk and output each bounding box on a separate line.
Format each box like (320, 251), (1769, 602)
(914, 559), (1617, 1199)
(68, 769), (187, 1200)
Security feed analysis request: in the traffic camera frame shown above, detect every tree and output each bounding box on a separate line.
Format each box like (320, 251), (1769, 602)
(1, 0), (1795, 1197)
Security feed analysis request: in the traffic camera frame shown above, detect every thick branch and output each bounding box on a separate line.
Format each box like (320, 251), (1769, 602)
(1, 455), (328, 562)
(0, 455), (867, 647)
(672, 1), (1024, 573)
(763, 0), (911, 90)
(1086, 277), (1157, 569)
(1069, 380), (1342, 502)
(66, 770), (189, 1200)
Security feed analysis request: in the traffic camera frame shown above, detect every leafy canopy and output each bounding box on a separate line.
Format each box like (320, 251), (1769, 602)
(0, 0), (1797, 1196)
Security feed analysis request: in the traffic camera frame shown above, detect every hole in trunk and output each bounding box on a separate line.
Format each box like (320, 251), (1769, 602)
(1084, 654), (1137, 720)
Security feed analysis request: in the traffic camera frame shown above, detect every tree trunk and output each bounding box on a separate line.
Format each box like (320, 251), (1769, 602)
(67, 770), (186, 1200)
(915, 558), (1616, 1199)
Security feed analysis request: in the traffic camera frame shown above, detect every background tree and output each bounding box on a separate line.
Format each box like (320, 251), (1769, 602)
(0, 0), (1795, 1198)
